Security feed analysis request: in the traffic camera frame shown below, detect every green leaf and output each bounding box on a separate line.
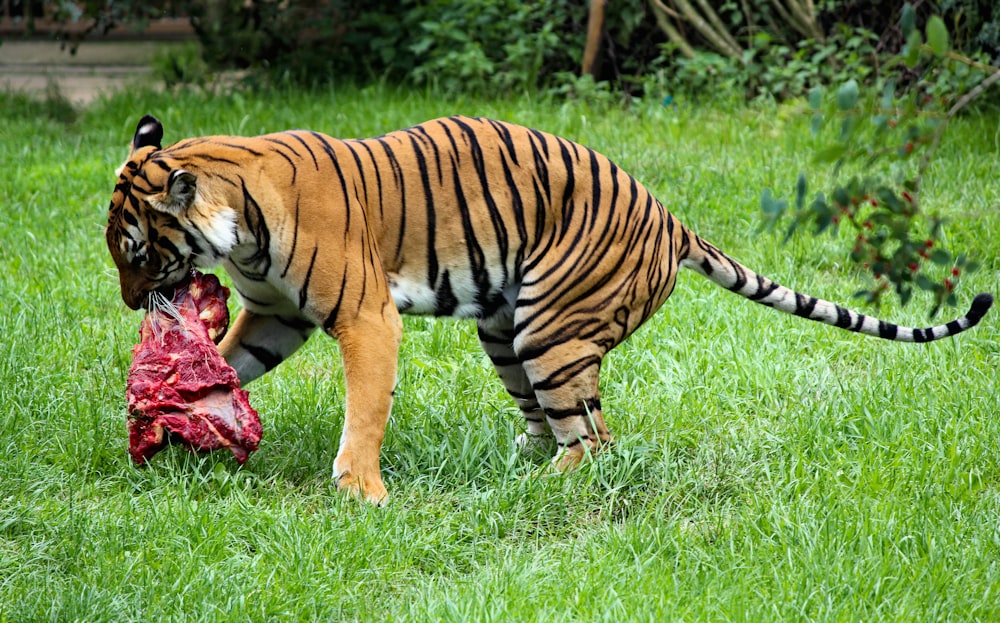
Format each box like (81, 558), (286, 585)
(760, 188), (788, 219)
(904, 29), (923, 68)
(929, 248), (952, 266)
(795, 173), (807, 211)
(808, 86), (824, 110)
(782, 220), (799, 244)
(832, 186), (850, 208)
(900, 286), (913, 307)
(836, 79), (859, 111)
(915, 274), (937, 291)
(901, 3), (916, 38)
(814, 144), (848, 164)
(810, 114), (823, 136)
(880, 79), (896, 111)
(926, 15), (949, 56)
(839, 115), (858, 143)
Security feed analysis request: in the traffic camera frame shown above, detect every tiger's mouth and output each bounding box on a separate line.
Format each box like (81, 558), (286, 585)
(139, 272), (195, 311)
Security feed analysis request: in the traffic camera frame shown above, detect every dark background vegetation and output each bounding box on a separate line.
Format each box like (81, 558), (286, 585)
(6, 0), (999, 100)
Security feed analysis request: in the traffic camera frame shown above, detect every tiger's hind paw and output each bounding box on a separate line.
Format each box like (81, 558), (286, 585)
(515, 431), (555, 456)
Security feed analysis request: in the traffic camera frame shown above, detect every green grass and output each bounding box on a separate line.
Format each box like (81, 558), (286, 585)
(1, 85), (998, 622)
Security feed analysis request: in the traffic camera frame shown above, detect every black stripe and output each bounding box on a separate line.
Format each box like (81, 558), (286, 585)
(834, 306), (853, 328)
(451, 117), (509, 308)
(508, 389), (536, 401)
(271, 148), (298, 185)
(214, 141), (264, 156)
(285, 132), (319, 170)
(375, 137), (408, 267)
(794, 294), (819, 319)
(850, 313), (866, 332)
(299, 246), (319, 310)
(878, 321), (898, 339)
(485, 118), (520, 167)
(277, 315), (316, 331)
(546, 407), (590, 421)
(412, 126), (444, 185)
(280, 195), (301, 279)
(190, 154), (242, 167)
(531, 355), (602, 392)
(323, 270), (350, 332)
(488, 355), (521, 367)
(727, 262), (748, 293)
(476, 331), (513, 345)
(341, 141), (370, 208)
(234, 288), (273, 307)
(240, 342), (282, 372)
(308, 132), (352, 239)
(240, 179), (272, 278)
(405, 134), (440, 293)
(747, 277), (779, 301)
(434, 270), (458, 316)
(355, 141), (386, 220)
(945, 320), (962, 334)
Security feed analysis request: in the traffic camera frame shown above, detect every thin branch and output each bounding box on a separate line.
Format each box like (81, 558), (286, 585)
(673, 0), (742, 59)
(693, 0), (742, 56)
(915, 62), (1000, 194)
(784, 0), (824, 41)
(648, 0), (697, 59)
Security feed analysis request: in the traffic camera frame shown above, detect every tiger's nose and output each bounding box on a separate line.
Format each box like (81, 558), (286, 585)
(122, 288), (148, 311)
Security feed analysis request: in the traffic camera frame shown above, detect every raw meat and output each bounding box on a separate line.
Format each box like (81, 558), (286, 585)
(126, 271), (262, 464)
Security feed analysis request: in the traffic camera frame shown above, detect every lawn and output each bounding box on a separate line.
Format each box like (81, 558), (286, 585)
(1, 85), (998, 622)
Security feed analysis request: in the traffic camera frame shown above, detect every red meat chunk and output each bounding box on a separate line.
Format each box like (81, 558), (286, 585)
(126, 271), (261, 465)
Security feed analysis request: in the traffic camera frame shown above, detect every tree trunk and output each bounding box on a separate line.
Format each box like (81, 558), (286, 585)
(582, 0), (607, 78)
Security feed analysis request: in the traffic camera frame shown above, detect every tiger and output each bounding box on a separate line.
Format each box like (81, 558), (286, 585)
(106, 114), (993, 504)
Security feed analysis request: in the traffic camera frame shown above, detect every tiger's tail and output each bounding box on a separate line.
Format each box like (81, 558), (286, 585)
(679, 227), (993, 342)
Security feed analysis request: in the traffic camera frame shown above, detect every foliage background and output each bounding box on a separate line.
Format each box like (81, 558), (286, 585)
(16, 0), (999, 99)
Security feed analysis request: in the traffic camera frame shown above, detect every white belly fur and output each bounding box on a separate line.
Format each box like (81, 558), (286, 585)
(388, 270), (485, 318)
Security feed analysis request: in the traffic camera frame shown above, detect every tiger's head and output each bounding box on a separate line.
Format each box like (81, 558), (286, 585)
(106, 115), (237, 310)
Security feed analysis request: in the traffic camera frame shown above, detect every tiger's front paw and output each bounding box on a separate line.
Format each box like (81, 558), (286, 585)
(334, 467), (388, 506)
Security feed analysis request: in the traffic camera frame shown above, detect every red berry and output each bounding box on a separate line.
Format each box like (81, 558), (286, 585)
(902, 191), (913, 203)
(904, 142), (914, 154)
(952, 268), (960, 276)
(944, 278), (954, 291)
(924, 239), (934, 248)
(908, 263), (919, 272)
(863, 221), (873, 229)
(888, 119), (898, 128)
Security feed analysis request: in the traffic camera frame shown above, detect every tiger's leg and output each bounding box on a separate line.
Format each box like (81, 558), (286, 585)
(476, 313), (552, 453)
(514, 335), (612, 471)
(328, 303), (403, 505)
(218, 309), (316, 385)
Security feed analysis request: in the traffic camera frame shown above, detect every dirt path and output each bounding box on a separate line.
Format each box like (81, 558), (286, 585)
(0, 40), (185, 105)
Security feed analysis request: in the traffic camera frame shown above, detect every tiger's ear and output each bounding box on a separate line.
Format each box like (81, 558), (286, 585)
(132, 115), (163, 152)
(152, 169), (197, 215)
